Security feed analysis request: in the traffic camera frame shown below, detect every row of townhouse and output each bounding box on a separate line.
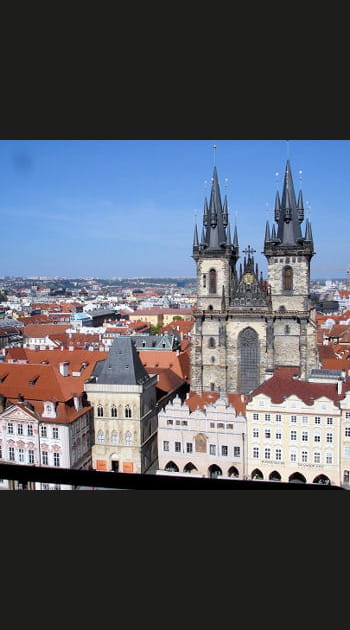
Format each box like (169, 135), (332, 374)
(0, 336), (190, 489)
(156, 368), (350, 488)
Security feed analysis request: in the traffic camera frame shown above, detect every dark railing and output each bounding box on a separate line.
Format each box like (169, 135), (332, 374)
(0, 463), (345, 490)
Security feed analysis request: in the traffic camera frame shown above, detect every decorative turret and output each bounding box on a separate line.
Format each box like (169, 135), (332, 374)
(192, 166), (238, 261)
(264, 160), (314, 257)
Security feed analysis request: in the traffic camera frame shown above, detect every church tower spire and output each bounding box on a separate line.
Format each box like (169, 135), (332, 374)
(263, 158), (318, 379)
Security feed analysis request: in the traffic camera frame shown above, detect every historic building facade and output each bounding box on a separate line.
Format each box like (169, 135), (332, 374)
(85, 337), (159, 474)
(190, 161), (320, 396)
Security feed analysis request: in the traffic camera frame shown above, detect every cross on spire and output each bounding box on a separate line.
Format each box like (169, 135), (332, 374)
(242, 245), (256, 256)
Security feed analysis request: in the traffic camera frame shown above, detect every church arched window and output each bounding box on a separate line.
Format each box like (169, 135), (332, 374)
(285, 325), (290, 334)
(208, 337), (216, 348)
(209, 268), (217, 294)
(111, 404), (117, 417)
(97, 404), (104, 417)
(238, 327), (259, 395)
(125, 405), (132, 418)
(283, 266), (293, 291)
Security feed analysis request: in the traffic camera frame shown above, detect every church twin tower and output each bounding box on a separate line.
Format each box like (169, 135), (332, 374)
(190, 159), (320, 395)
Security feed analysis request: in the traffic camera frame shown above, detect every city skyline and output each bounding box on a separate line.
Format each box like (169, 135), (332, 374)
(0, 139), (349, 279)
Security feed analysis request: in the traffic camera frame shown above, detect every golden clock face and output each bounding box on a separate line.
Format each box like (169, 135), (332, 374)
(243, 272), (254, 285)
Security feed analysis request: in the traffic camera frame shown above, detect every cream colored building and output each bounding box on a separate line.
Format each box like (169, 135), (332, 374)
(85, 337), (158, 474)
(157, 392), (247, 479)
(245, 370), (350, 486)
(128, 308), (193, 329)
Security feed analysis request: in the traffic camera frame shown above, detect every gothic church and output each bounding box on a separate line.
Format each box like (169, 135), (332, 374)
(190, 160), (320, 395)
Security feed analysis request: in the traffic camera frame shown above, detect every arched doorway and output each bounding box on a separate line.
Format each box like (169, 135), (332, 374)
(269, 471), (281, 481)
(208, 464), (222, 478)
(313, 474), (331, 485)
(165, 461), (179, 472)
(228, 466), (239, 478)
(238, 327), (259, 394)
(289, 472), (306, 484)
(183, 462), (198, 474)
(251, 468), (263, 480)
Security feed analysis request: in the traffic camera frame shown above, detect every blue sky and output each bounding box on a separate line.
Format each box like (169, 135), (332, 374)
(0, 139), (348, 280)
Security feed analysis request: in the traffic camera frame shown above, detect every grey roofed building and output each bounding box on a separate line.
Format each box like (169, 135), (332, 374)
(90, 336), (151, 386)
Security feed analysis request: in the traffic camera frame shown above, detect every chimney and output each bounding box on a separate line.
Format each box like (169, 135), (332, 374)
(59, 361), (69, 376)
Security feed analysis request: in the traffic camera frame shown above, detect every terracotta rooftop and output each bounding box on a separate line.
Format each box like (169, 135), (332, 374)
(248, 369), (350, 406)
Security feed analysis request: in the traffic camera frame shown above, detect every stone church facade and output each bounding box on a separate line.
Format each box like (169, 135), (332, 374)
(190, 160), (319, 396)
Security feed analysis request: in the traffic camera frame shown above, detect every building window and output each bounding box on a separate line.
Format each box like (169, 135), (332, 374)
(345, 427), (350, 437)
(125, 405), (132, 418)
(125, 431), (132, 445)
(166, 419), (173, 425)
(0, 446), (2, 459)
(275, 448), (282, 460)
(265, 429), (271, 439)
(234, 446), (240, 457)
(291, 430), (297, 440)
(284, 325), (290, 334)
(42, 451), (48, 465)
(18, 448), (24, 463)
(344, 446), (350, 458)
(264, 448), (271, 459)
(40, 426), (47, 438)
(265, 414), (271, 422)
(283, 266), (293, 291)
(175, 441), (181, 453)
(290, 449), (297, 462)
(221, 445), (228, 456)
(209, 268), (217, 294)
(275, 414), (282, 422)
(238, 327), (259, 395)
(27, 425), (33, 436)
(203, 274), (206, 288)
(314, 416), (321, 424)
(301, 450), (308, 462)
(314, 452), (321, 464)
(314, 432), (321, 443)
(253, 428), (259, 438)
(163, 441), (169, 451)
(209, 444), (216, 455)
(111, 432), (118, 445)
(210, 422), (215, 428)
(208, 337), (216, 348)
(52, 427), (59, 439)
(276, 430), (282, 440)
(186, 443), (193, 453)
(302, 431), (308, 442)
(97, 405), (104, 417)
(7, 423), (13, 434)
(111, 405), (117, 418)
(302, 416), (309, 424)
(253, 447), (259, 458)
(326, 452), (333, 464)
(346, 412), (350, 419)
(28, 450), (34, 464)
(97, 431), (104, 444)
(253, 413), (259, 421)
(326, 433), (333, 444)
(53, 453), (60, 467)
(326, 417), (333, 425)
(17, 424), (23, 435)
(291, 415), (297, 423)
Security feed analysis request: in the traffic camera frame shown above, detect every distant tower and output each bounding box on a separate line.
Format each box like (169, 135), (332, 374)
(347, 265), (350, 290)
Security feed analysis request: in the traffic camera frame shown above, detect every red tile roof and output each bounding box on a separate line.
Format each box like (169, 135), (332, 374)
(248, 371), (350, 406)
(186, 390), (247, 416)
